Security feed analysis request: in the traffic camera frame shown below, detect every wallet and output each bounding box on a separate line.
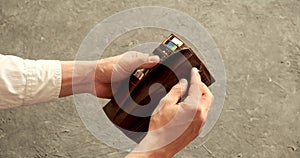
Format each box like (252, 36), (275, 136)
(103, 34), (215, 143)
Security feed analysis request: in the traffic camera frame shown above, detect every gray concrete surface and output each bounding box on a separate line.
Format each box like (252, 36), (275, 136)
(0, 0), (299, 157)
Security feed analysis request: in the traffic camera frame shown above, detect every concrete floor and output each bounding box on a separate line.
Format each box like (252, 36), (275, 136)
(0, 0), (299, 157)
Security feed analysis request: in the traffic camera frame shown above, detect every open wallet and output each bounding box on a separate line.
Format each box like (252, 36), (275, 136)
(103, 34), (215, 143)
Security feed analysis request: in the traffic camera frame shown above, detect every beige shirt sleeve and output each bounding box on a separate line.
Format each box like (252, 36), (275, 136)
(0, 54), (62, 109)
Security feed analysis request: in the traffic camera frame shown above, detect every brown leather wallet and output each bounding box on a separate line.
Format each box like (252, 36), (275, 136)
(103, 34), (215, 143)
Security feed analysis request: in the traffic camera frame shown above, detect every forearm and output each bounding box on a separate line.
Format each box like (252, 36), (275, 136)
(59, 61), (96, 97)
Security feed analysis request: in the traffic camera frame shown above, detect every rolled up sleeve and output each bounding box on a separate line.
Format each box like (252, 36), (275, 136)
(0, 54), (62, 109)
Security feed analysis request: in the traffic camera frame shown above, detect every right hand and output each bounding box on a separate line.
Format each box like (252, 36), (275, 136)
(126, 68), (214, 158)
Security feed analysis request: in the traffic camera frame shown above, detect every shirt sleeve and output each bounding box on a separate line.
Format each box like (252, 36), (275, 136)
(0, 54), (62, 109)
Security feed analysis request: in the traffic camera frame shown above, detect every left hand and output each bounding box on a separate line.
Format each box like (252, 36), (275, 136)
(94, 51), (160, 98)
(59, 51), (159, 99)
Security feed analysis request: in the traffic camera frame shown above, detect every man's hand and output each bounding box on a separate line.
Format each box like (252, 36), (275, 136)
(95, 51), (160, 83)
(93, 51), (160, 98)
(59, 53), (213, 158)
(59, 51), (159, 98)
(126, 68), (213, 158)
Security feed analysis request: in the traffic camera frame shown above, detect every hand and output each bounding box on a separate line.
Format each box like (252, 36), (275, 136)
(59, 51), (160, 98)
(126, 68), (213, 158)
(94, 51), (160, 98)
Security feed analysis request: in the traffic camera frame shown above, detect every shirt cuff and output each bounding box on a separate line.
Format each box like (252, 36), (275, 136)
(23, 59), (62, 105)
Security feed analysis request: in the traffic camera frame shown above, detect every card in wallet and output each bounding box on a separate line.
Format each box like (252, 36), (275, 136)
(103, 34), (215, 143)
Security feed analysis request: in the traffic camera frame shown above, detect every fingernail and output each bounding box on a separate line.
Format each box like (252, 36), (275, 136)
(192, 67), (202, 80)
(148, 55), (160, 62)
(180, 79), (188, 88)
(192, 67), (198, 73)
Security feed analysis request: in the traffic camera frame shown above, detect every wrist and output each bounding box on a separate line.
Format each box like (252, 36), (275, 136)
(94, 58), (113, 83)
(126, 135), (172, 158)
(126, 149), (168, 158)
(59, 61), (96, 97)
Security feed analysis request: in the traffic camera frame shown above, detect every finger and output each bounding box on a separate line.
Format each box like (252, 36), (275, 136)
(139, 55), (160, 68)
(124, 51), (160, 69)
(113, 51), (157, 80)
(200, 83), (214, 112)
(181, 68), (204, 112)
(160, 79), (188, 107)
(187, 67), (203, 100)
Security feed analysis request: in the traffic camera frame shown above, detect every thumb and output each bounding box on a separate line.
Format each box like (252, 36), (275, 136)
(113, 51), (160, 79)
(123, 51), (160, 70)
(159, 79), (188, 107)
